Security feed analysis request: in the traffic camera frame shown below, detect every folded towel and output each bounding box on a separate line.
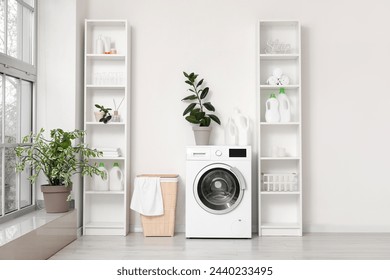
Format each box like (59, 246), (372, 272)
(130, 177), (164, 216)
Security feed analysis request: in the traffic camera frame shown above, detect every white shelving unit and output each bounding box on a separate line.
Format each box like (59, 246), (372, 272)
(83, 19), (130, 236)
(257, 21), (302, 236)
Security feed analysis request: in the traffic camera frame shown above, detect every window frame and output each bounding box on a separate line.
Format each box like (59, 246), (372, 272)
(0, 0), (36, 223)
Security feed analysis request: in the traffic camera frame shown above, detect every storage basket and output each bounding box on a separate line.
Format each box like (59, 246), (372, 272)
(262, 173), (298, 192)
(139, 174), (179, 237)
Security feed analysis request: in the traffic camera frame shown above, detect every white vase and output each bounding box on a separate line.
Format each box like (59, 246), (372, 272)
(192, 126), (211, 145)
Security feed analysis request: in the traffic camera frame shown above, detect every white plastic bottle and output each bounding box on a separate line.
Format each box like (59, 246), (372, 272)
(277, 88), (291, 122)
(233, 109), (250, 146)
(265, 93), (280, 123)
(109, 162), (124, 191)
(96, 35), (104, 54)
(93, 162), (109, 191)
(225, 117), (238, 145)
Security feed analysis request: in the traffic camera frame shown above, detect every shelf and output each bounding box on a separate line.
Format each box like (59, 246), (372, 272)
(85, 122), (125, 126)
(260, 85), (299, 90)
(260, 54), (299, 60)
(260, 122), (300, 126)
(84, 222), (124, 229)
(260, 157), (301, 161)
(260, 223), (301, 229)
(85, 191), (124, 195)
(261, 191), (300, 195)
(86, 85), (125, 89)
(86, 54), (126, 60)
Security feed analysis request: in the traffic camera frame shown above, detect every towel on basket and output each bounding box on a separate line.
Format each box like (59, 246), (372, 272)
(130, 176), (164, 216)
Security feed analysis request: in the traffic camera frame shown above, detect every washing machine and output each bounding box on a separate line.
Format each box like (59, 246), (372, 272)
(186, 146), (252, 238)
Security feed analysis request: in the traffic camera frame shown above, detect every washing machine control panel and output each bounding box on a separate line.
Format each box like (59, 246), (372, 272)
(187, 146), (250, 160)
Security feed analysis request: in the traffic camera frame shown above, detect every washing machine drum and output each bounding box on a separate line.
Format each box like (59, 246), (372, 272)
(194, 164), (245, 215)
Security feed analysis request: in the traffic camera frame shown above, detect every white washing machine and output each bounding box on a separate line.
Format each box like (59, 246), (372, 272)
(186, 146), (252, 238)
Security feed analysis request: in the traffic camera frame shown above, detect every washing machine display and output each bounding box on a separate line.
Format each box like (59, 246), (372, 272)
(194, 164), (245, 215)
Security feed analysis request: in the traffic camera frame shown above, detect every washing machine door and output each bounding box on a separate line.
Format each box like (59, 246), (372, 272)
(194, 163), (246, 215)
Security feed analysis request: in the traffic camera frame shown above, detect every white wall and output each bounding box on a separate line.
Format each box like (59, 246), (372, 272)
(37, 0), (86, 227)
(52, 0), (390, 233)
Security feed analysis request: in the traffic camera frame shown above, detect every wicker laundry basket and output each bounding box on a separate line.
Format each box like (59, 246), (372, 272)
(139, 174), (179, 237)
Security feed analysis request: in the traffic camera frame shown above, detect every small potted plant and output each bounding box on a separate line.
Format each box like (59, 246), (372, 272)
(94, 104), (112, 124)
(182, 71), (221, 145)
(15, 128), (104, 213)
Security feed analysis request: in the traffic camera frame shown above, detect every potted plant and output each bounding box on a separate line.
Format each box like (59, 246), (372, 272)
(15, 128), (104, 213)
(94, 104), (112, 124)
(182, 71), (221, 145)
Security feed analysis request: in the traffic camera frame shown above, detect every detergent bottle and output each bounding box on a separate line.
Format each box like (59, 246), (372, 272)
(109, 162), (124, 191)
(93, 162), (109, 191)
(225, 117), (238, 145)
(277, 88), (291, 122)
(233, 109), (250, 146)
(265, 93), (280, 123)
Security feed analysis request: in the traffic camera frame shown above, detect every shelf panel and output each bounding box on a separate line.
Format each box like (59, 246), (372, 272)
(89, 157), (125, 160)
(86, 54), (126, 60)
(84, 222), (124, 229)
(85, 191), (124, 195)
(86, 85), (126, 90)
(85, 122), (125, 126)
(261, 157), (301, 161)
(260, 85), (299, 90)
(260, 54), (299, 60)
(261, 223), (301, 229)
(261, 191), (300, 195)
(260, 122), (300, 126)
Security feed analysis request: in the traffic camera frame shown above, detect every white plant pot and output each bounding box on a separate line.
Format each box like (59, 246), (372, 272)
(192, 126), (211, 145)
(94, 111), (104, 122)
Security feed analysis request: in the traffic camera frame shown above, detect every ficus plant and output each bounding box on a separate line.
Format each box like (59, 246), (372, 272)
(95, 104), (112, 124)
(15, 128), (105, 188)
(182, 71), (221, 127)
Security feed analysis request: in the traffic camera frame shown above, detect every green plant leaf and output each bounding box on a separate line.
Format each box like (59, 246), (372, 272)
(194, 111), (205, 121)
(200, 117), (211, 127)
(183, 71), (189, 78)
(190, 108), (201, 116)
(185, 80), (193, 86)
(181, 94), (198, 101)
(196, 79), (204, 88)
(200, 87), (209, 99)
(203, 102), (215, 111)
(185, 115), (200, 124)
(183, 103), (196, 116)
(208, 114), (221, 125)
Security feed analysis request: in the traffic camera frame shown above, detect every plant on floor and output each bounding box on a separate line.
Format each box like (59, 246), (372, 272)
(181, 72), (221, 127)
(95, 104), (112, 124)
(15, 128), (105, 186)
(15, 128), (105, 212)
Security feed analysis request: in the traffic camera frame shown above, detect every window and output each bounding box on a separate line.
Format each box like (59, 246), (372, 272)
(0, 0), (35, 222)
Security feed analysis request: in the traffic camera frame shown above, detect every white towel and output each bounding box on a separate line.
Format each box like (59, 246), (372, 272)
(130, 177), (164, 216)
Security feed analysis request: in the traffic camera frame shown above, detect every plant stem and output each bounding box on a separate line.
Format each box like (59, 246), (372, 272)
(192, 84), (203, 112)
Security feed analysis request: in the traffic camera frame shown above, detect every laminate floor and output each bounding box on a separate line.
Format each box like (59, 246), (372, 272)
(50, 233), (390, 260)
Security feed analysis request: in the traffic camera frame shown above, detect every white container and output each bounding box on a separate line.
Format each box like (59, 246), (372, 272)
(96, 35), (104, 54)
(103, 36), (111, 54)
(109, 162), (124, 191)
(225, 117), (238, 145)
(265, 93), (280, 123)
(233, 109), (250, 146)
(277, 88), (291, 122)
(92, 162), (109, 191)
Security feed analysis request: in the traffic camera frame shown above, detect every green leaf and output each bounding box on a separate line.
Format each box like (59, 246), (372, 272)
(203, 102), (215, 111)
(185, 115), (200, 124)
(196, 79), (204, 88)
(200, 87), (209, 99)
(181, 95), (197, 101)
(190, 108), (201, 116)
(208, 114), (221, 125)
(194, 111), (205, 121)
(183, 103), (196, 116)
(185, 80), (193, 86)
(183, 71), (189, 78)
(200, 117), (211, 127)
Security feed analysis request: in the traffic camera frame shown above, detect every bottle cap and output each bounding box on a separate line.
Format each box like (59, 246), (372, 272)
(270, 93), (277, 98)
(279, 87), (285, 94)
(99, 162), (105, 167)
(113, 162), (119, 167)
